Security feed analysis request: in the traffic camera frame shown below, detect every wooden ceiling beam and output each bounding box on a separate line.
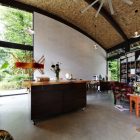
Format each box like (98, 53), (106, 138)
(107, 36), (140, 53)
(84, 0), (128, 41)
(0, 0), (106, 51)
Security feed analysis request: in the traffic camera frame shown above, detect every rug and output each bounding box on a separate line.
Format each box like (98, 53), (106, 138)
(114, 105), (129, 112)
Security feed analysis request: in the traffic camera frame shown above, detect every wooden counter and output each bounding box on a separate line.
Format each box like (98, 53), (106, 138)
(30, 80), (88, 85)
(23, 80), (88, 88)
(31, 80), (88, 123)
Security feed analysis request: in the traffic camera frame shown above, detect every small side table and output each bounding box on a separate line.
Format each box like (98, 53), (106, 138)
(130, 94), (140, 117)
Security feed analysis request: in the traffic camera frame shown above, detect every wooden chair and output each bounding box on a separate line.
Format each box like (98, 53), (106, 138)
(121, 85), (133, 103)
(112, 82), (133, 105)
(113, 86), (121, 105)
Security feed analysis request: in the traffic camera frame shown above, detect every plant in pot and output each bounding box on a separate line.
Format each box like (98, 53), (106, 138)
(51, 62), (61, 80)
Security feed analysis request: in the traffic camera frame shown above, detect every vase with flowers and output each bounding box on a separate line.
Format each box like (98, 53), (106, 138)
(51, 63), (61, 80)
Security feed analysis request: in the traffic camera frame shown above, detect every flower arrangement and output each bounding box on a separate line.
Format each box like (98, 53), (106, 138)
(51, 62), (61, 80)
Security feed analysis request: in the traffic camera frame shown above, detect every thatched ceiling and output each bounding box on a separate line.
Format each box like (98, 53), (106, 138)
(2, 0), (140, 50)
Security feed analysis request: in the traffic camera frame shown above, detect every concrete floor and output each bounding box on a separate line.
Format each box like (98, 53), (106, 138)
(0, 89), (28, 96)
(0, 90), (140, 140)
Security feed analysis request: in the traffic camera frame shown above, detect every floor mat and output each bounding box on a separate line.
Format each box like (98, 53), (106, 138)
(114, 105), (129, 112)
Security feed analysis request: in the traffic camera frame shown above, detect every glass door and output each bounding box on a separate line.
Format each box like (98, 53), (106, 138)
(0, 47), (33, 96)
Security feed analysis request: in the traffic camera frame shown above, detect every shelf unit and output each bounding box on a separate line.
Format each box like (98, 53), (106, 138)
(127, 61), (136, 84)
(120, 59), (127, 83)
(135, 50), (140, 82)
(120, 52), (136, 84)
(136, 61), (140, 82)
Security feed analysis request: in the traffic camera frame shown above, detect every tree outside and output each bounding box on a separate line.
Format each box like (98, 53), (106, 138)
(0, 5), (33, 45)
(108, 60), (120, 81)
(0, 5), (33, 93)
(0, 47), (32, 91)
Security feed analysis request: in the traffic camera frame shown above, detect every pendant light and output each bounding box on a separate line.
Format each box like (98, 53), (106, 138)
(132, 10), (140, 38)
(94, 20), (98, 50)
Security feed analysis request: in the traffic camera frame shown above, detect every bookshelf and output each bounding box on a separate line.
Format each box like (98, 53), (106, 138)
(120, 58), (127, 83)
(120, 52), (136, 84)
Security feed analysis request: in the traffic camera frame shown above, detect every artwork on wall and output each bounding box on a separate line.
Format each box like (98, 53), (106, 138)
(15, 55), (45, 74)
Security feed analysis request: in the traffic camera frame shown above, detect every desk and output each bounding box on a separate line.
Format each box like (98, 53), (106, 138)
(130, 94), (140, 117)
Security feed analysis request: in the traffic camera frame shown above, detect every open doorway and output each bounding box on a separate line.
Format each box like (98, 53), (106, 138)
(108, 59), (120, 81)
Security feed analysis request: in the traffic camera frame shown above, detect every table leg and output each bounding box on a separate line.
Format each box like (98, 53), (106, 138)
(130, 99), (132, 113)
(136, 101), (139, 117)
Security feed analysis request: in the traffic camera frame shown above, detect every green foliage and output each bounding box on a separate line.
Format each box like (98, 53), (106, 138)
(0, 6), (33, 91)
(0, 5), (33, 45)
(0, 61), (9, 69)
(108, 60), (120, 81)
(0, 47), (33, 90)
(0, 81), (22, 90)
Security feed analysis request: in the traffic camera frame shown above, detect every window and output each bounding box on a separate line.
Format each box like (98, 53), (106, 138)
(0, 5), (33, 46)
(0, 47), (33, 96)
(0, 5), (33, 96)
(108, 60), (120, 81)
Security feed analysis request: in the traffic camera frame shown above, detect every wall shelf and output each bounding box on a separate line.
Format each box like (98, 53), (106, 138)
(120, 51), (140, 84)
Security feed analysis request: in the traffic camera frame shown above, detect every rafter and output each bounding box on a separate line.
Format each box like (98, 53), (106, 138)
(107, 36), (140, 53)
(84, 0), (128, 41)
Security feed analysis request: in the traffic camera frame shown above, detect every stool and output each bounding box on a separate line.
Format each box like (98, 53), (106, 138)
(130, 95), (140, 117)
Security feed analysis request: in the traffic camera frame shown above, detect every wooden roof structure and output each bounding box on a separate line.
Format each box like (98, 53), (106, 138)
(0, 0), (140, 52)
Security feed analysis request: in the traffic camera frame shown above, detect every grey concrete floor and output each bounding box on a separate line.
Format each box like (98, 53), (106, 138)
(0, 90), (140, 140)
(0, 89), (28, 96)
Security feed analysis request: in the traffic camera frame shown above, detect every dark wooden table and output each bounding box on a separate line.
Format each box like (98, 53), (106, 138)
(30, 80), (88, 124)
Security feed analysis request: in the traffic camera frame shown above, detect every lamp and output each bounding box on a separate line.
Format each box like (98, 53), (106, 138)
(94, 44), (97, 50)
(26, 27), (35, 35)
(132, 10), (140, 38)
(65, 73), (71, 79)
(93, 20), (98, 50)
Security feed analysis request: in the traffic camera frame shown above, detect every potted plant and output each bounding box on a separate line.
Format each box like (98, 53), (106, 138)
(51, 63), (61, 80)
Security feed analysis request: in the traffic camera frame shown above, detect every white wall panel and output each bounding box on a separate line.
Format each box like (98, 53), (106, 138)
(34, 12), (106, 80)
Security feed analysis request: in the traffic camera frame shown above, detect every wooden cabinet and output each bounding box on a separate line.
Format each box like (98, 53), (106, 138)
(31, 81), (87, 122)
(63, 83), (86, 112)
(31, 85), (63, 120)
